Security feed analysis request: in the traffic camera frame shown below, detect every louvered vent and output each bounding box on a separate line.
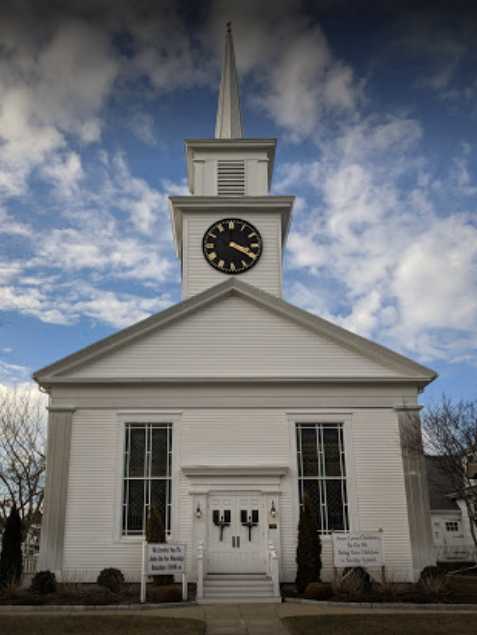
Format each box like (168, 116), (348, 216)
(217, 160), (245, 196)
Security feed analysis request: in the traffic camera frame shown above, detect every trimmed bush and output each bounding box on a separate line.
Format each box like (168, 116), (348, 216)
(96, 568), (125, 593)
(0, 506), (23, 588)
(304, 582), (333, 601)
(30, 570), (57, 594)
(340, 566), (373, 595)
(295, 495), (322, 594)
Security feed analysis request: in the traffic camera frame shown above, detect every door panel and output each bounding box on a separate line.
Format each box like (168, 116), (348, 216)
(207, 494), (266, 574)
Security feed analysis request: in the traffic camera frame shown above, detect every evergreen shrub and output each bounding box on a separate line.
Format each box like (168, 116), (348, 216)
(0, 506), (23, 588)
(295, 494), (322, 594)
(146, 506), (173, 585)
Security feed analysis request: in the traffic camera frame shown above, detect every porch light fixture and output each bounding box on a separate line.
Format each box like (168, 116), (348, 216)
(195, 504), (202, 519)
(270, 500), (276, 518)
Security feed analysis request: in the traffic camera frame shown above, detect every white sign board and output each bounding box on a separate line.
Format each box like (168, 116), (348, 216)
(146, 543), (186, 576)
(332, 532), (384, 568)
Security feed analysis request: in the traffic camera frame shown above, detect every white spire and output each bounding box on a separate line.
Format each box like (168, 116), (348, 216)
(215, 22), (243, 139)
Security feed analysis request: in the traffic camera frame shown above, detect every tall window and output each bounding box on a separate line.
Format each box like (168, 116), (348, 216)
(296, 423), (349, 533)
(122, 423), (172, 536)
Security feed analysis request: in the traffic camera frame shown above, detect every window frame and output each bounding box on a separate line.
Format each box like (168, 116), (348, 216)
(122, 422), (173, 537)
(296, 421), (349, 534)
(288, 412), (355, 540)
(445, 520), (460, 533)
(114, 412), (181, 544)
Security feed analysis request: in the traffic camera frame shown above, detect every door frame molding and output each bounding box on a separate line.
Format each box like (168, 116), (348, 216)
(183, 465), (288, 579)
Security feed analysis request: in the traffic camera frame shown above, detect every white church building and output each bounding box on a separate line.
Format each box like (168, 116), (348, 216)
(35, 25), (437, 600)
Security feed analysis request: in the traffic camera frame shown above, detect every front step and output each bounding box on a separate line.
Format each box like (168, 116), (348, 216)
(198, 574), (281, 604)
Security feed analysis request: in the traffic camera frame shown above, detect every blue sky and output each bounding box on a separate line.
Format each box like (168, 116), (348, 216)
(0, 1), (476, 405)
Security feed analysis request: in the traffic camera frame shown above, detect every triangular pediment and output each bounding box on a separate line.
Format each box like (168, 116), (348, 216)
(34, 280), (436, 385)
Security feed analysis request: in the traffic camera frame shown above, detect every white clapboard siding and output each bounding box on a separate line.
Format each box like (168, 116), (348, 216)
(183, 212), (282, 298)
(350, 410), (413, 580)
(63, 405), (415, 583)
(65, 295), (401, 379)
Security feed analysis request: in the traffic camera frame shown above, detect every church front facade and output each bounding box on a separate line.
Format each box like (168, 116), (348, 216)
(35, 26), (437, 597)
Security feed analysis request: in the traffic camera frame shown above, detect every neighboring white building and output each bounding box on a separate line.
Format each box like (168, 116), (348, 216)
(427, 456), (476, 562)
(35, 25), (437, 600)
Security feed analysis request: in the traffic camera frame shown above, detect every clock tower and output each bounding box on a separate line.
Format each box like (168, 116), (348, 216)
(170, 23), (294, 299)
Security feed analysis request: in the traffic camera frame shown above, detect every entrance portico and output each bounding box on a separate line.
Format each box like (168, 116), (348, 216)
(183, 465), (287, 599)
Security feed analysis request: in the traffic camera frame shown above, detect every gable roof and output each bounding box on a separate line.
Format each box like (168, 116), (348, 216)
(33, 279), (437, 386)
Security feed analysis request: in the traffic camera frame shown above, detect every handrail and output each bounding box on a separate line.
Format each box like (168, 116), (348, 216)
(268, 542), (280, 597)
(196, 540), (205, 600)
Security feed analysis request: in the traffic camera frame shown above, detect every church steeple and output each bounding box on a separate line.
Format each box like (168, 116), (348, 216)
(215, 22), (243, 139)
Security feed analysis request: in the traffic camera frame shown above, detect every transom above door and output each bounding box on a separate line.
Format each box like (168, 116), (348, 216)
(207, 493), (266, 574)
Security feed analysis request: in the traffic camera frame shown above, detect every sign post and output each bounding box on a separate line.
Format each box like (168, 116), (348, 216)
(140, 543), (187, 603)
(332, 531), (385, 578)
(140, 540), (147, 604)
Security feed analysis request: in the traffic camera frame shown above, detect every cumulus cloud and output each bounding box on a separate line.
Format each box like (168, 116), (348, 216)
(207, 0), (360, 140)
(283, 114), (477, 363)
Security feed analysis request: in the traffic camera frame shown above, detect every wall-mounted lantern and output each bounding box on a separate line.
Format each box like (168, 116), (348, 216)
(270, 500), (277, 518)
(195, 504), (202, 519)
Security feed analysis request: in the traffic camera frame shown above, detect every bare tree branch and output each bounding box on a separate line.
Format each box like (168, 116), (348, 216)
(0, 386), (47, 535)
(403, 396), (477, 550)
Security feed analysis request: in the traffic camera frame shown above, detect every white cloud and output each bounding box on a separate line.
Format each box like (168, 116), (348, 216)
(41, 152), (84, 199)
(0, 16), (119, 198)
(207, 1), (360, 140)
(0, 208), (32, 237)
(0, 360), (31, 385)
(284, 115), (477, 364)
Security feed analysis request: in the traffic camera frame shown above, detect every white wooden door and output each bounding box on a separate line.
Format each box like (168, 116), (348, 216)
(207, 493), (266, 574)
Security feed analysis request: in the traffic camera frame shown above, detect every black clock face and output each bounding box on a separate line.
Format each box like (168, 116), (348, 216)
(202, 218), (263, 274)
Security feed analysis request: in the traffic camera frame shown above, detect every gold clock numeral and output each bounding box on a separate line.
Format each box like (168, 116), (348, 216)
(218, 224), (224, 233)
(228, 221), (235, 229)
(208, 232), (216, 239)
(241, 259), (247, 268)
(218, 259), (225, 268)
(250, 243), (259, 248)
(241, 224), (246, 231)
(205, 243), (215, 249)
(208, 252), (217, 261)
(248, 232), (257, 238)
(230, 262), (236, 271)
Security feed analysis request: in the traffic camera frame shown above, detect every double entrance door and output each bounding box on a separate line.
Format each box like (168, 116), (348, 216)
(207, 493), (266, 574)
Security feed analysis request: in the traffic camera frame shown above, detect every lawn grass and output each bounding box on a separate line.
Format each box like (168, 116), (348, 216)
(0, 614), (205, 635)
(283, 613), (477, 635)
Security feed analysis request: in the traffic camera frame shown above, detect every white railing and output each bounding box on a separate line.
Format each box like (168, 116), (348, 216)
(23, 554), (38, 575)
(196, 540), (205, 600)
(268, 542), (280, 597)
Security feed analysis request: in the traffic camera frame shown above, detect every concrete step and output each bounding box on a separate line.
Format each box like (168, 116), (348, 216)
(205, 574), (269, 580)
(204, 579), (273, 588)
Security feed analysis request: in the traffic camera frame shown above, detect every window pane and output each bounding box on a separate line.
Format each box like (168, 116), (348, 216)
(129, 427), (146, 477)
(151, 428), (168, 477)
(126, 479), (145, 532)
(326, 480), (347, 531)
(323, 427), (341, 477)
(150, 480), (167, 531)
(301, 427), (319, 476)
(303, 479), (322, 532)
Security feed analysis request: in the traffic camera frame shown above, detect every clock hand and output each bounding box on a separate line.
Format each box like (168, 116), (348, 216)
(229, 241), (257, 259)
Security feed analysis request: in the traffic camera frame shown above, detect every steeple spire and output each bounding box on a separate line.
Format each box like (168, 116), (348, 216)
(215, 22), (243, 139)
